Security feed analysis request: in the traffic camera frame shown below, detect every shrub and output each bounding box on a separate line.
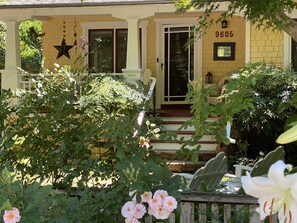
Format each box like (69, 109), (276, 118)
(230, 63), (297, 157)
(0, 67), (184, 221)
(0, 66), (146, 188)
(180, 63), (297, 164)
(0, 20), (42, 72)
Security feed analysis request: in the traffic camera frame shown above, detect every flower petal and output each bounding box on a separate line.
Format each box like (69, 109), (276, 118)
(267, 160), (287, 187)
(241, 172), (283, 198)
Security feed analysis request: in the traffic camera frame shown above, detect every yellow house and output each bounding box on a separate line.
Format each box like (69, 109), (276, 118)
(0, 0), (294, 109)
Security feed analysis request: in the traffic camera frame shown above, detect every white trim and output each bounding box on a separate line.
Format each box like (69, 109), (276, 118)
(155, 18), (202, 107)
(245, 21), (251, 64)
(284, 32), (291, 67)
(154, 17), (200, 26)
(81, 20), (148, 71)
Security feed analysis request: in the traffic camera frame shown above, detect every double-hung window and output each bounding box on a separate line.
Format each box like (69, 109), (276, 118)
(89, 29), (128, 73)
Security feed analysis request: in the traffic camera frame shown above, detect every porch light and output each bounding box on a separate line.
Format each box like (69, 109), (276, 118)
(221, 20), (228, 28)
(205, 72), (213, 84)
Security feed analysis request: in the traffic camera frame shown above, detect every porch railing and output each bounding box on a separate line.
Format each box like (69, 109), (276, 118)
(0, 70), (2, 92)
(144, 192), (278, 223)
(18, 72), (128, 91)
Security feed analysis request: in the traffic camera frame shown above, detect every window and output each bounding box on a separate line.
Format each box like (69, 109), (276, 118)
(89, 29), (128, 73)
(292, 39), (297, 72)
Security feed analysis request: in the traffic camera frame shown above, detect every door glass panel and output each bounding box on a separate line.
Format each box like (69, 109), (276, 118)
(164, 27), (194, 102)
(89, 30), (113, 73)
(292, 39), (297, 72)
(116, 30), (128, 73)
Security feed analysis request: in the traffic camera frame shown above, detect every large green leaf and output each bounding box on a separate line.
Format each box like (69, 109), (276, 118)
(188, 152), (227, 191)
(251, 146), (285, 177)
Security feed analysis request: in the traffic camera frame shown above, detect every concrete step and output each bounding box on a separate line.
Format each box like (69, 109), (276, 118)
(161, 117), (217, 131)
(158, 132), (215, 141)
(150, 140), (217, 152)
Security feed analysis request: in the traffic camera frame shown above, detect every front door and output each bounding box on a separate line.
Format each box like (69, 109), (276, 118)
(162, 26), (194, 104)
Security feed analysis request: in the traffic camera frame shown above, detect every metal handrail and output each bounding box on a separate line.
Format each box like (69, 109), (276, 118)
(134, 76), (156, 136)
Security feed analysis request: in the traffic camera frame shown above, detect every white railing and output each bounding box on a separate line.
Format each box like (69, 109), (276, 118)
(18, 71), (145, 91)
(0, 69), (2, 91)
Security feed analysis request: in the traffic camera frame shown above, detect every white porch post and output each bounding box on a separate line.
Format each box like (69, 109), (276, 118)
(122, 18), (143, 80)
(1, 20), (21, 92)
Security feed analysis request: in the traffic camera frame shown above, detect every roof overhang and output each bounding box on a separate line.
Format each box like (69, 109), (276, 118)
(0, 0), (174, 9)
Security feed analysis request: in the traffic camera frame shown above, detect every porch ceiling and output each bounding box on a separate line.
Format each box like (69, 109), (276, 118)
(0, 0), (174, 8)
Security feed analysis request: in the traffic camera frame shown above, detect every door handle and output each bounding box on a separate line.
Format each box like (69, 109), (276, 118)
(161, 63), (163, 71)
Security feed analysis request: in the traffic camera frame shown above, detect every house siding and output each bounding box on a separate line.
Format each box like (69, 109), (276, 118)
(42, 13), (284, 84)
(42, 16), (124, 70)
(250, 25), (284, 67)
(201, 14), (245, 83)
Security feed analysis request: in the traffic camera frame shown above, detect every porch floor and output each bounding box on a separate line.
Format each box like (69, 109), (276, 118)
(150, 104), (192, 117)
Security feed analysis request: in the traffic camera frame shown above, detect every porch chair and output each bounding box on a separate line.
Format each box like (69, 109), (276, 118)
(206, 76), (230, 105)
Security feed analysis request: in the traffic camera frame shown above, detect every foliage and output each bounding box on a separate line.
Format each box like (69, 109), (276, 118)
(0, 168), (80, 223)
(231, 63), (297, 157)
(177, 63), (297, 164)
(0, 20), (42, 72)
(0, 67), (184, 221)
(0, 66), (143, 188)
(0, 21), (5, 69)
(19, 20), (43, 73)
(175, 0), (297, 36)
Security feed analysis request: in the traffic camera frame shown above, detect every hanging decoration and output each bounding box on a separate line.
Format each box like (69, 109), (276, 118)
(73, 17), (77, 46)
(54, 19), (73, 59)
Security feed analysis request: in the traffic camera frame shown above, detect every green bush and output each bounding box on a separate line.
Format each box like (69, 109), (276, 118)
(0, 20), (42, 72)
(0, 67), (184, 221)
(0, 67), (146, 188)
(180, 63), (297, 165)
(230, 63), (297, 158)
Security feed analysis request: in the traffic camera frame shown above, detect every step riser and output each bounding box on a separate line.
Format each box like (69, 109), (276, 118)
(163, 124), (195, 131)
(151, 143), (217, 152)
(151, 134), (215, 141)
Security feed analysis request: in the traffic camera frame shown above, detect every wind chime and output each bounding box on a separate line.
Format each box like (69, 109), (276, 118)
(54, 18), (77, 59)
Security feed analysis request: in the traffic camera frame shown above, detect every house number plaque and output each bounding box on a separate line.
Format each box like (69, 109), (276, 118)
(215, 31), (234, 38)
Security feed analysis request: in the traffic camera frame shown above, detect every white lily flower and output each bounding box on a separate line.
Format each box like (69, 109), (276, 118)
(241, 160), (297, 223)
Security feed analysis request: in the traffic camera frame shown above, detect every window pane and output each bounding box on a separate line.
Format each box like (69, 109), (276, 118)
(89, 30), (113, 73)
(116, 30), (127, 73)
(292, 39), (297, 72)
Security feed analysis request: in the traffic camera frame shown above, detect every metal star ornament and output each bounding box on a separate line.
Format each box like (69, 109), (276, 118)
(54, 38), (73, 59)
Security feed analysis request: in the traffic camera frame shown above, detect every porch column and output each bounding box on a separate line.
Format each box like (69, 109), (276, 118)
(1, 20), (21, 92)
(122, 18), (143, 80)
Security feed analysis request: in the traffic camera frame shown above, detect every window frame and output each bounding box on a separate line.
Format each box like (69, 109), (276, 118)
(81, 21), (148, 73)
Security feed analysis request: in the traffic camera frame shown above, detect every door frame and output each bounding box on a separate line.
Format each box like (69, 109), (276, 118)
(155, 18), (202, 108)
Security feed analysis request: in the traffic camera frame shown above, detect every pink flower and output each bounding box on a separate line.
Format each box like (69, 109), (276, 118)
(77, 36), (87, 52)
(141, 191), (152, 203)
(133, 203), (146, 219)
(148, 195), (162, 209)
(148, 206), (171, 220)
(163, 196), (177, 211)
(125, 218), (140, 223)
(121, 201), (136, 219)
(3, 208), (21, 223)
(154, 190), (168, 200)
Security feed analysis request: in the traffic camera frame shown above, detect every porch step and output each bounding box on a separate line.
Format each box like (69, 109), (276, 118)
(150, 140), (217, 152)
(150, 111), (218, 172)
(167, 160), (208, 173)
